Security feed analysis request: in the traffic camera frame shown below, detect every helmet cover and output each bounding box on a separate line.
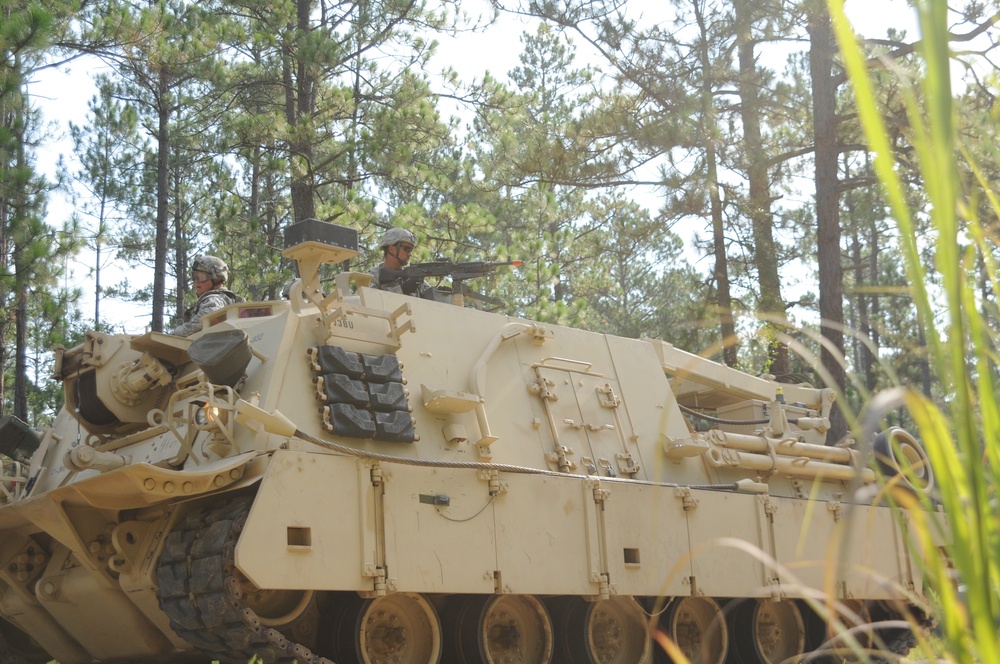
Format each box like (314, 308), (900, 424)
(191, 255), (229, 282)
(380, 228), (417, 249)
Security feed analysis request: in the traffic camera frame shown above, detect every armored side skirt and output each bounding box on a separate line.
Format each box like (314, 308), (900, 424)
(236, 450), (914, 601)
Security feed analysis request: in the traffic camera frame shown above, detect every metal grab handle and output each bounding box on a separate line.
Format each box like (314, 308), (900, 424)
(534, 357), (603, 376)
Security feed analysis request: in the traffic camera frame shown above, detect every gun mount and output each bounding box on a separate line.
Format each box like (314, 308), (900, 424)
(377, 257), (522, 308)
(0, 219), (944, 664)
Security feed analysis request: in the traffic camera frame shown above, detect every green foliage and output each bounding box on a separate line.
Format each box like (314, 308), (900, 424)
(69, 77), (146, 327)
(1, 0), (82, 418)
(833, 0), (1000, 659)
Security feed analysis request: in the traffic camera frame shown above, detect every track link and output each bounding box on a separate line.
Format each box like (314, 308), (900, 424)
(804, 605), (927, 663)
(155, 495), (334, 664)
(871, 608), (924, 662)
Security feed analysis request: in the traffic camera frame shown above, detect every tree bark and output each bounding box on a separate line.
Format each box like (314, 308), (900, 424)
(809, 7), (848, 442)
(152, 67), (170, 332)
(735, 0), (787, 376)
(850, 226), (875, 392)
(694, 0), (738, 367)
(173, 164), (185, 321)
(12, 92), (29, 419)
(14, 284), (27, 419)
(286, 0), (317, 222)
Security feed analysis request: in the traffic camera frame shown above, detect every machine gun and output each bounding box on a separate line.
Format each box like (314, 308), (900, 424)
(379, 258), (522, 283)
(378, 258), (523, 307)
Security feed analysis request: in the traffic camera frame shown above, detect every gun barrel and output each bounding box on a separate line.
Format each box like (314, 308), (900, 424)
(451, 259), (523, 280)
(382, 259), (521, 284)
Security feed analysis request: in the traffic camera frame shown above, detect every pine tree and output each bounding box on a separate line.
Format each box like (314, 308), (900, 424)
(808, 1), (849, 440)
(1, 0), (80, 418)
(78, 0), (230, 331)
(69, 78), (144, 330)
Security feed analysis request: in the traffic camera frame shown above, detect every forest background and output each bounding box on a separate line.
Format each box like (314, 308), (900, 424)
(2, 0), (999, 446)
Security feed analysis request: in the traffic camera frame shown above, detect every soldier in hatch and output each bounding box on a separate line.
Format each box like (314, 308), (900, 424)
(170, 255), (244, 337)
(370, 227), (435, 299)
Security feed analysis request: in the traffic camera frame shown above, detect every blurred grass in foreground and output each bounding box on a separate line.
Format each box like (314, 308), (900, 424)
(832, 0), (998, 660)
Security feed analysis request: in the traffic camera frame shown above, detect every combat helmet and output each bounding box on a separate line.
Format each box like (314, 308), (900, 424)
(380, 228), (417, 249)
(191, 255), (229, 283)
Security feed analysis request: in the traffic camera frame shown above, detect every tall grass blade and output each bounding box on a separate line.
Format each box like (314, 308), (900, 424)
(829, 0), (1000, 660)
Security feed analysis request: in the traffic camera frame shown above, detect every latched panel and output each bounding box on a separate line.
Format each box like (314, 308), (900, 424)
(767, 496), (906, 600)
(767, 494), (839, 597)
(493, 473), (597, 596)
(571, 374), (640, 478)
(600, 481), (690, 597)
(235, 450), (371, 591)
(381, 464), (497, 594)
(532, 366), (595, 475)
(685, 489), (769, 598)
(842, 503), (909, 599)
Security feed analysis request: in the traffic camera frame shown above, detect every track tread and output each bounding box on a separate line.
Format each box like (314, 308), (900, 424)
(155, 496), (333, 664)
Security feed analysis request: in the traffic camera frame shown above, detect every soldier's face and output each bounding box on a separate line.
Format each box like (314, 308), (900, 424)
(193, 271), (214, 296)
(386, 242), (414, 269)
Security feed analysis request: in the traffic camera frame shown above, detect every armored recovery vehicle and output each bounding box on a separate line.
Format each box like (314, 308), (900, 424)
(0, 220), (942, 664)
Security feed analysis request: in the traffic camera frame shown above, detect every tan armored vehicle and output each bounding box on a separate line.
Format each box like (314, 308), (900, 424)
(0, 220), (942, 664)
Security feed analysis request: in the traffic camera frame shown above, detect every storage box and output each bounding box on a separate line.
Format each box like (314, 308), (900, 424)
(283, 219), (359, 253)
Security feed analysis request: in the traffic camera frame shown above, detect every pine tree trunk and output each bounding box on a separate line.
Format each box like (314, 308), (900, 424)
(850, 224), (876, 393)
(736, 0), (787, 376)
(14, 284), (28, 419)
(809, 8), (848, 443)
(152, 69), (171, 332)
(287, 0), (317, 223)
(694, 0), (738, 367)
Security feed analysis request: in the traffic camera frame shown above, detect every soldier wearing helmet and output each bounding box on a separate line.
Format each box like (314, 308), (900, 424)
(170, 255), (245, 337)
(370, 228), (434, 299)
